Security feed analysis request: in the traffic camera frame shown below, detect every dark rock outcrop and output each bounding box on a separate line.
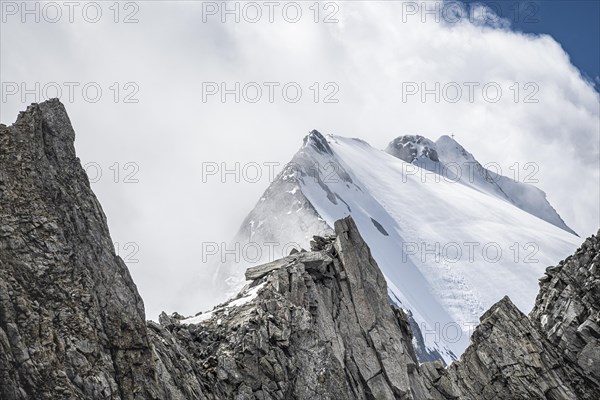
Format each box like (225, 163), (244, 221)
(385, 135), (440, 163)
(304, 130), (333, 155)
(1, 100), (598, 399)
(424, 231), (600, 400)
(0, 100), (161, 399)
(151, 219), (432, 399)
(531, 231), (600, 387)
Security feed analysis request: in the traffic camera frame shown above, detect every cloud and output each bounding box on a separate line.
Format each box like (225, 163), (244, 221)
(1, 0), (598, 319)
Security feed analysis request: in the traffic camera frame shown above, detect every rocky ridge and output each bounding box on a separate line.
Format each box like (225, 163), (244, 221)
(0, 100), (160, 399)
(215, 127), (582, 365)
(1, 100), (598, 399)
(152, 219), (432, 399)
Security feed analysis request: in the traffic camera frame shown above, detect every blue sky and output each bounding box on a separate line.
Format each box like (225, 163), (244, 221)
(463, 0), (600, 85)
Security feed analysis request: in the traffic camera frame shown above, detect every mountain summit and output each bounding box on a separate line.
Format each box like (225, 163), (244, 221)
(386, 134), (577, 235)
(1, 101), (597, 399)
(215, 130), (581, 363)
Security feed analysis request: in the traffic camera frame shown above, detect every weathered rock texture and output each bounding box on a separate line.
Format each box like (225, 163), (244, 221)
(151, 220), (432, 399)
(0, 100), (165, 400)
(423, 231), (600, 400)
(531, 235), (600, 386)
(1, 100), (599, 399)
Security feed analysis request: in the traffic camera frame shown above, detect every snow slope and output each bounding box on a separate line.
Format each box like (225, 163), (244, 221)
(215, 130), (580, 364)
(385, 134), (577, 235)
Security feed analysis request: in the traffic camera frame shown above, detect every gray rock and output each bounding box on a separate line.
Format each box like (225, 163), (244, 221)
(1, 100), (599, 400)
(530, 230), (600, 387)
(244, 256), (296, 281)
(0, 99), (163, 399)
(425, 231), (600, 400)
(385, 135), (440, 163)
(151, 216), (432, 399)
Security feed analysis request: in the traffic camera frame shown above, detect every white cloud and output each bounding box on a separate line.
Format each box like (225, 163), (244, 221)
(1, 0), (598, 319)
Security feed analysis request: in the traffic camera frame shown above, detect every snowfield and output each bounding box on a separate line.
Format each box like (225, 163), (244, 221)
(215, 131), (580, 364)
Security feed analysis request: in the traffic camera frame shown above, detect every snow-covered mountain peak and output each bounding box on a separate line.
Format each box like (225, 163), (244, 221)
(303, 129), (333, 155)
(435, 134), (477, 162)
(435, 135), (492, 172)
(214, 130), (580, 364)
(384, 133), (577, 236)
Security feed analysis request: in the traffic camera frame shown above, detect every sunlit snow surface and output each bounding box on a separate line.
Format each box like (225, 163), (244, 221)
(218, 132), (580, 363)
(181, 282), (266, 325)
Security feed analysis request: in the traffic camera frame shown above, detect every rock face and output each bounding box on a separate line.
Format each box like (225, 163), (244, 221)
(531, 231), (600, 388)
(385, 135), (440, 163)
(153, 219), (432, 399)
(211, 131), (334, 298)
(0, 100), (161, 399)
(1, 100), (599, 399)
(424, 231), (600, 400)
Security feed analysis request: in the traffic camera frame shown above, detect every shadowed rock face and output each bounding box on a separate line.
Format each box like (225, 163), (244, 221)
(423, 296), (600, 399)
(152, 219), (432, 400)
(0, 100), (161, 399)
(385, 135), (439, 163)
(423, 231), (600, 400)
(530, 231), (600, 387)
(1, 100), (599, 400)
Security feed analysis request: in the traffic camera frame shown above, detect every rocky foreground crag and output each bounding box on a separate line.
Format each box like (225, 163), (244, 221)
(1, 100), (599, 399)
